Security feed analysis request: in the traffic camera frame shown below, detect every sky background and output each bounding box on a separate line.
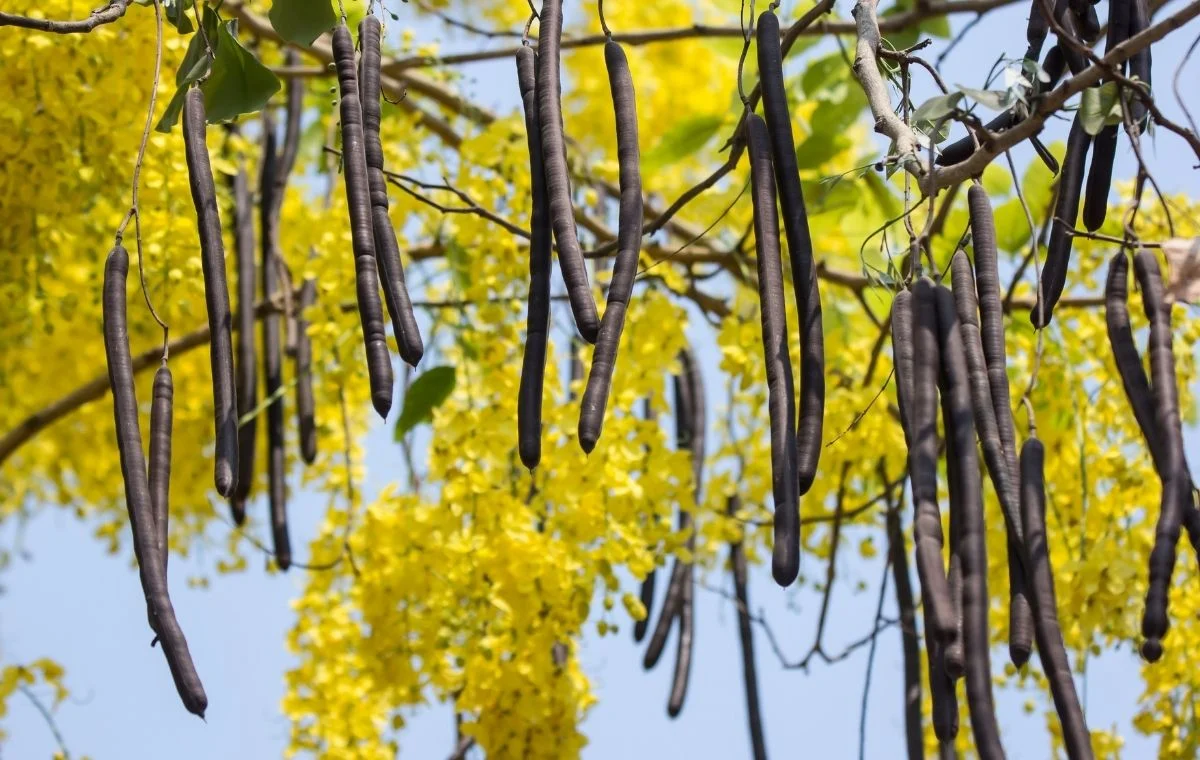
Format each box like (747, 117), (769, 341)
(3, 0), (1199, 758)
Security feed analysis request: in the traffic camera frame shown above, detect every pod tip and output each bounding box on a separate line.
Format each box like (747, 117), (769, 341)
(1141, 638), (1163, 662)
(1009, 644), (1032, 669)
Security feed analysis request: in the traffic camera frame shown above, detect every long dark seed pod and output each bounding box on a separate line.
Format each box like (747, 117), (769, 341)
(911, 277), (955, 640)
(1032, 115), (1091, 328)
(149, 365), (173, 578)
(260, 109), (291, 572)
(183, 87), (238, 497)
(941, 384), (965, 681)
(295, 278), (317, 464)
(104, 246), (207, 718)
(1135, 250), (1186, 662)
(579, 40), (643, 453)
(934, 286), (1005, 759)
(536, 0), (599, 343)
(892, 289), (916, 443)
(1127, 0), (1151, 126)
(333, 23), (394, 417)
(757, 9), (823, 495)
(956, 211), (1035, 666)
(1057, 0), (1090, 75)
(147, 364), (173, 638)
(643, 539), (686, 670)
(360, 15), (423, 367)
(517, 45), (553, 470)
(885, 489), (925, 760)
(1021, 438), (1093, 759)
(748, 113), (800, 587)
(633, 568), (656, 643)
(666, 556), (694, 717)
(667, 355), (701, 716)
(1027, 0), (1051, 61)
(1082, 125), (1118, 232)
(951, 251), (1022, 541)
(1106, 252), (1200, 562)
(729, 495), (768, 760)
(229, 161), (256, 521)
(926, 621), (960, 743)
(1008, 543), (1034, 667)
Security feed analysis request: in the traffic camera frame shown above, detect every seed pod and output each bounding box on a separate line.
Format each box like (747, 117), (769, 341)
(911, 278), (955, 640)
(229, 161), (256, 520)
(1057, 0), (1090, 75)
(260, 109), (291, 572)
(1032, 115), (1091, 328)
(1008, 543), (1034, 668)
(1021, 438), (1093, 759)
(579, 40), (643, 453)
(1082, 125), (1118, 232)
(537, 0), (599, 343)
(951, 250), (1022, 541)
(295, 278), (318, 465)
(666, 558), (694, 718)
(146, 364), (173, 637)
(1128, 0), (1151, 127)
(149, 365), (173, 578)
(360, 15), (423, 367)
(332, 22), (394, 418)
(891, 289), (915, 444)
(748, 113), (800, 587)
(885, 491), (924, 759)
(942, 386), (965, 682)
(517, 46), (553, 471)
(1135, 250), (1186, 662)
(104, 246), (207, 718)
(758, 9), (823, 495)
(182, 87), (239, 497)
(934, 285), (1005, 759)
(633, 568), (656, 643)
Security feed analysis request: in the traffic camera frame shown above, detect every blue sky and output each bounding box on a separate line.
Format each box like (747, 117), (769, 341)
(3, 0), (1198, 758)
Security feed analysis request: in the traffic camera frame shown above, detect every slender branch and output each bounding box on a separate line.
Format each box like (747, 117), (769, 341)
(17, 684), (71, 759)
(0, 0), (131, 33)
(0, 299), (279, 468)
(852, 0), (923, 171)
(385, 0), (1025, 71)
(857, 556), (892, 760)
(729, 496), (769, 760)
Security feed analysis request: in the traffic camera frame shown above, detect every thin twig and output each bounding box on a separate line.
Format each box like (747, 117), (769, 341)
(857, 555), (892, 760)
(0, 0), (131, 33)
(115, 0), (168, 358)
(18, 684), (71, 759)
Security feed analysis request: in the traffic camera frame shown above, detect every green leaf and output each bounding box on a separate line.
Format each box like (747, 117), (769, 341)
(958, 86), (1010, 112)
(1079, 85), (1117, 135)
(200, 21), (282, 123)
(643, 114), (724, 170)
(801, 52), (851, 101)
(269, 0), (336, 46)
(920, 14), (951, 38)
(155, 7), (218, 131)
(911, 92), (963, 125)
(395, 366), (457, 439)
(166, 0), (193, 33)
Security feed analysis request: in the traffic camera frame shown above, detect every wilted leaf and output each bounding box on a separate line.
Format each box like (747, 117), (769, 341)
(1161, 238), (1200, 305)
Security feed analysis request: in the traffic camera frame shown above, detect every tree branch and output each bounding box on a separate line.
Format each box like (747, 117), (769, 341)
(384, 0), (1025, 71)
(0, 0), (131, 34)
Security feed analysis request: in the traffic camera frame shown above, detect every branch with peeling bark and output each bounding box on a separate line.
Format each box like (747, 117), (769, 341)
(849, 0), (1200, 191)
(0, 0), (131, 34)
